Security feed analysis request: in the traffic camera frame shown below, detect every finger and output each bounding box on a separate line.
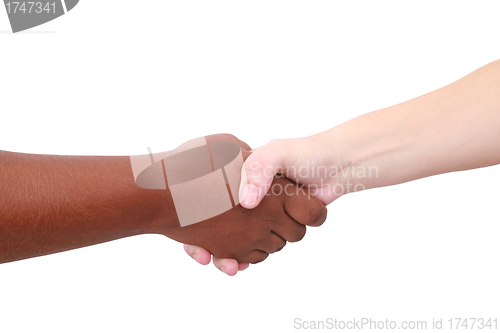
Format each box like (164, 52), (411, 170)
(237, 250), (269, 264)
(213, 257), (240, 276)
(211, 258), (250, 275)
(183, 244), (212, 265)
(238, 262), (250, 271)
(256, 231), (287, 253)
(271, 213), (307, 243)
(283, 185), (328, 227)
(239, 140), (293, 209)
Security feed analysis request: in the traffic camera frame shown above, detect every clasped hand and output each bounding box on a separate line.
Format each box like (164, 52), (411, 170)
(181, 134), (340, 276)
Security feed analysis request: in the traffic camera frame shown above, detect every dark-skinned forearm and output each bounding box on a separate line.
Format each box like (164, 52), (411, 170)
(0, 150), (173, 264)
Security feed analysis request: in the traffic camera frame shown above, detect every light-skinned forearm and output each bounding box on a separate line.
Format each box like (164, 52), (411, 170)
(186, 60), (500, 271)
(316, 59), (500, 191)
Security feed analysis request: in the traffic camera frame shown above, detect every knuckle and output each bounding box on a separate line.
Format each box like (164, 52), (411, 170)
(274, 243), (286, 253)
(268, 138), (288, 150)
(308, 201), (327, 226)
(271, 238), (286, 253)
(251, 252), (269, 264)
(290, 224), (307, 242)
(263, 214), (280, 229)
(267, 138), (282, 147)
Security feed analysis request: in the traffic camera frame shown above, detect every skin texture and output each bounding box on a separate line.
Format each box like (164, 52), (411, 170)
(163, 175), (326, 263)
(0, 134), (326, 265)
(150, 134), (327, 263)
(187, 58), (500, 274)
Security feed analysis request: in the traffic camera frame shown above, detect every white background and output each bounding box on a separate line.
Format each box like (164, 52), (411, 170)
(1, 1), (499, 332)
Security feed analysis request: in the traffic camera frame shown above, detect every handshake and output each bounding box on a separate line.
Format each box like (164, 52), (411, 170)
(0, 131), (344, 266)
(142, 133), (345, 276)
(1, 60), (493, 268)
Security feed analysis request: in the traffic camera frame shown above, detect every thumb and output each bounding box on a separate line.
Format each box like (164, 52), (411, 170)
(238, 140), (288, 209)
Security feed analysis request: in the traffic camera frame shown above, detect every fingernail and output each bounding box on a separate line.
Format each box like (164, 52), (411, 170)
(193, 254), (198, 262)
(240, 184), (260, 206)
(221, 266), (227, 274)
